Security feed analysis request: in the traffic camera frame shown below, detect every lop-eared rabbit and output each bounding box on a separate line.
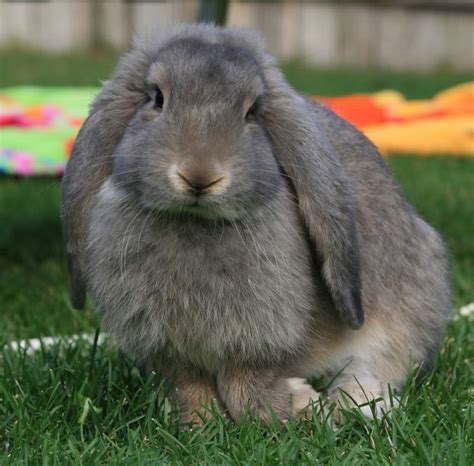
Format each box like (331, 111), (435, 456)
(62, 24), (450, 424)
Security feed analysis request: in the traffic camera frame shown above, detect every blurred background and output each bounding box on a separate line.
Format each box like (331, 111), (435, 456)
(0, 0), (473, 71)
(0, 1), (473, 341)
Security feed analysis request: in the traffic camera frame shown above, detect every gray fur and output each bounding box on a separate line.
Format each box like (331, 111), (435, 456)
(61, 23), (451, 423)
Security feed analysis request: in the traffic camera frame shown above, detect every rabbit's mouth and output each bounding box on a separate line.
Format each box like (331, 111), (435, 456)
(182, 204), (221, 219)
(159, 198), (241, 222)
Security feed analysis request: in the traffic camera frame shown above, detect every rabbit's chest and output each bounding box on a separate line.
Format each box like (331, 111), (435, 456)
(87, 190), (317, 368)
(143, 221), (315, 367)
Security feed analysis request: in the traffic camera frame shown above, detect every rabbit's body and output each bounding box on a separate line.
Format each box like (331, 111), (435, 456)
(88, 178), (336, 371)
(302, 102), (451, 372)
(62, 23), (450, 423)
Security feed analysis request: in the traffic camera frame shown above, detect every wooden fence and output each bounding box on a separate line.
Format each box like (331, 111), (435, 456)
(0, 1), (472, 71)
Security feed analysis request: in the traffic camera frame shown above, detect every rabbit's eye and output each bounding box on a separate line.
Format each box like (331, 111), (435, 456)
(154, 88), (164, 109)
(245, 100), (259, 121)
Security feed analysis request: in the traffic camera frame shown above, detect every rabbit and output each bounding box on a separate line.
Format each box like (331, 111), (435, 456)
(61, 23), (451, 424)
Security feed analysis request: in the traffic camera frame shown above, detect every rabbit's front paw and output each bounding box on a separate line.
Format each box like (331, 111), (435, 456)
(286, 377), (321, 418)
(328, 378), (399, 421)
(217, 367), (320, 423)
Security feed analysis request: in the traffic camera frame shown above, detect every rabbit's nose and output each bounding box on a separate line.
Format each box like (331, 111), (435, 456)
(177, 171), (225, 193)
(170, 164), (228, 196)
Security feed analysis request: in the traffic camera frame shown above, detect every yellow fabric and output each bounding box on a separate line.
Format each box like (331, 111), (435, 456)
(367, 83), (474, 155)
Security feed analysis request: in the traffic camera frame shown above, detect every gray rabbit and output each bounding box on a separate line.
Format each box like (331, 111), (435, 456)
(61, 24), (451, 424)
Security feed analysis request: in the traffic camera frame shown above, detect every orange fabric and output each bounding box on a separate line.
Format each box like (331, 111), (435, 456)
(317, 95), (387, 127)
(314, 82), (474, 156)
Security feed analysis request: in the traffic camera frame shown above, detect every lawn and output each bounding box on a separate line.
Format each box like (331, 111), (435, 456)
(0, 51), (473, 465)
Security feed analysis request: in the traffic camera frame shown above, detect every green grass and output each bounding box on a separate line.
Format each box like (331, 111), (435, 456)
(1, 51), (473, 464)
(1, 49), (472, 96)
(0, 49), (120, 88)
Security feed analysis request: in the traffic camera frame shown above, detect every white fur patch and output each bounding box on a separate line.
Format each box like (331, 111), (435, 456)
(99, 178), (128, 203)
(329, 377), (400, 420)
(286, 377), (320, 413)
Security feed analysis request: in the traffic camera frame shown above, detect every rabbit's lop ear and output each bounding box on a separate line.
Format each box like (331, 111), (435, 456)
(61, 50), (150, 309)
(263, 71), (364, 329)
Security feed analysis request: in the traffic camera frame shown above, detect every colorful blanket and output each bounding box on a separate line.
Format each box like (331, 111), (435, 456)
(0, 87), (96, 176)
(1, 84), (473, 176)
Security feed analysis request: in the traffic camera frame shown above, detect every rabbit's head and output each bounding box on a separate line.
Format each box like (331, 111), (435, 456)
(111, 29), (282, 220)
(64, 24), (365, 329)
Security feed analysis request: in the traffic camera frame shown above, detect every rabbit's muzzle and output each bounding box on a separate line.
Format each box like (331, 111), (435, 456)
(168, 162), (230, 198)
